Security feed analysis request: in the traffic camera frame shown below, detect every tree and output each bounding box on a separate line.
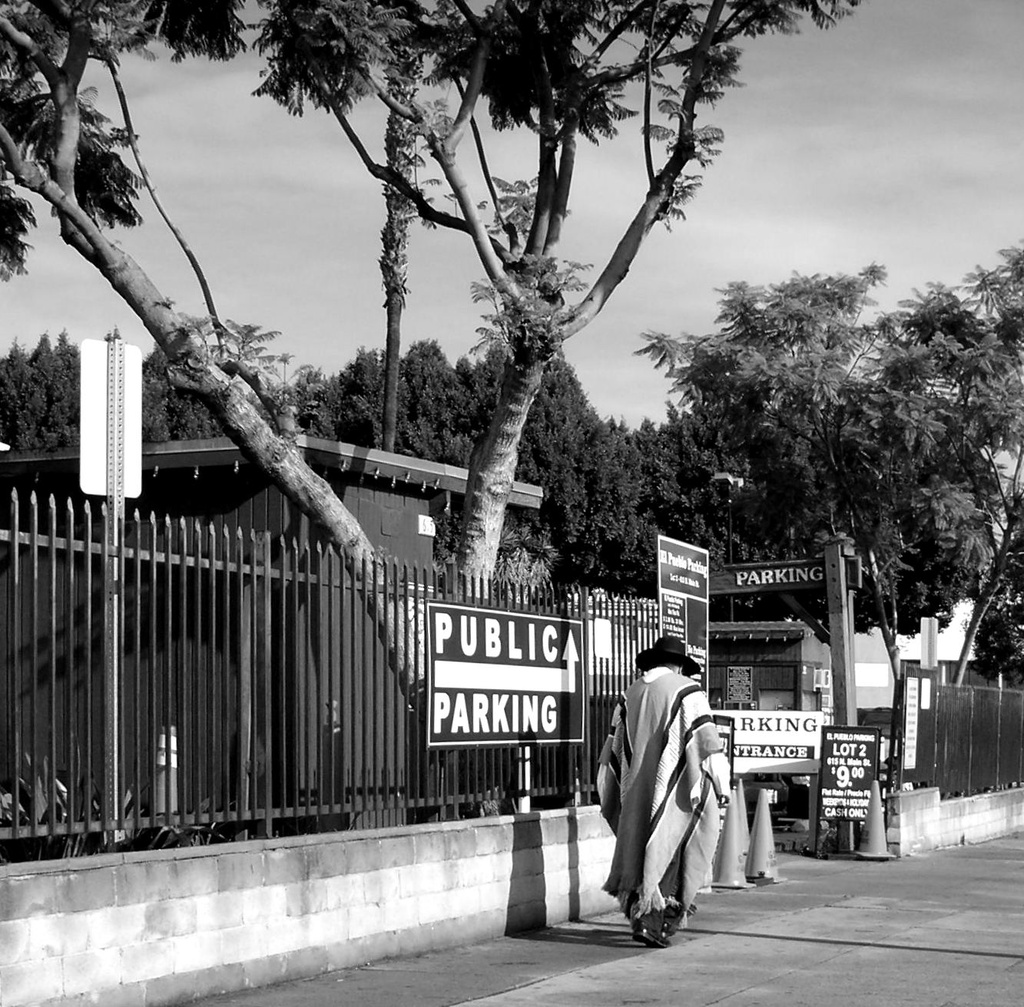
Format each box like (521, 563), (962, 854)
(377, 47), (421, 454)
(642, 269), (943, 678)
(0, 1), (862, 586)
(0, 332), (80, 450)
(642, 253), (1024, 681)
(879, 246), (1024, 683)
(971, 560), (1024, 687)
(142, 347), (222, 443)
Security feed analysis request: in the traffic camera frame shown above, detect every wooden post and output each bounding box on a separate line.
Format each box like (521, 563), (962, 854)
(824, 538), (857, 727)
(824, 537), (857, 851)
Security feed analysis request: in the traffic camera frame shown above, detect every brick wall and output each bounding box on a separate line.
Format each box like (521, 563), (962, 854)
(0, 808), (617, 1007)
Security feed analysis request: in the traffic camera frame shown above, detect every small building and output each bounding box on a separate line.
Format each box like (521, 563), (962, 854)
(0, 437), (543, 833)
(0, 434), (543, 568)
(708, 621), (831, 713)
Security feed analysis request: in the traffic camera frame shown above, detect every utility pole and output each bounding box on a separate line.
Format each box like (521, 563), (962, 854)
(713, 473), (744, 620)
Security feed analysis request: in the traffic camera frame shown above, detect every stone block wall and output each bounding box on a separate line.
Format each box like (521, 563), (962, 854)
(887, 786), (1024, 856)
(0, 807), (617, 1007)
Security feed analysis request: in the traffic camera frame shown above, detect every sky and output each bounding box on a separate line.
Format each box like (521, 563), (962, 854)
(2, 1), (1024, 429)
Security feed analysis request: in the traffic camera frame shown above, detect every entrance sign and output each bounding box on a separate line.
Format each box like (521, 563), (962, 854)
(818, 726), (880, 821)
(715, 710), (828, 774)
(656, 534), (709, 681)
(427, 602), (585, 748)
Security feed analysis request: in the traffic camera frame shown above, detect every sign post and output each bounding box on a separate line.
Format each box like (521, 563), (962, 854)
(80, 333), (142, 835)
(656, 534), (709, 685)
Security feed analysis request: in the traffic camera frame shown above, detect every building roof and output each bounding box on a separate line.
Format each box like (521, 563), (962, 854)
(0, 435), (544, 510)
(709, 621), (811, 642)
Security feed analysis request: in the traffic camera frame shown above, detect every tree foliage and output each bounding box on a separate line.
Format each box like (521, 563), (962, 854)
(641, 245), (1024, 677)
(0, 0), (863, 585)
(0, 332), (79, 450)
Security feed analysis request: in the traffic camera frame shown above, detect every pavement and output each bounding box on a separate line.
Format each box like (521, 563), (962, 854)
(197, 833), (1024, 1007)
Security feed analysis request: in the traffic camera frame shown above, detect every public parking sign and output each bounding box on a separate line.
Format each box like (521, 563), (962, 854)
(426, 602), (585, 748)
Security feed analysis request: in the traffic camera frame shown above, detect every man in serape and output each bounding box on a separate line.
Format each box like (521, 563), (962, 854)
(598, 635), (731, 948)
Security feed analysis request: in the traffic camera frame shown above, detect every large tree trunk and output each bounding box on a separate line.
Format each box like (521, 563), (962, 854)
(379, 64), (417, 454)
(57, 223), (413, 681)
(864, 546), (902, 682)
(381, 294), (402, 452)
(457, 351), (547, 580)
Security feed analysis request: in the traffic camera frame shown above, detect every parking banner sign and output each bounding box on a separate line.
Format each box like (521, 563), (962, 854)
(427, 602), (585, 748)
(714, 710), (828, 774)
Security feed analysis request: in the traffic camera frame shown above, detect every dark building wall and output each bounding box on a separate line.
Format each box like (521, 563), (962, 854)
(708, 624), (830, 712)
(0, 461), (438, 570)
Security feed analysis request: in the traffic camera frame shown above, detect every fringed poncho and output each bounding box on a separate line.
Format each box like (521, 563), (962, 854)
(598, 668), (724, 918)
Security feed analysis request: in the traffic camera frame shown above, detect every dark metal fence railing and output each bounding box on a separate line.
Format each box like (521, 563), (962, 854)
(901, 678), (1024, 795)
(1, 493), (653, 854)
(5, 491), (1021, 856)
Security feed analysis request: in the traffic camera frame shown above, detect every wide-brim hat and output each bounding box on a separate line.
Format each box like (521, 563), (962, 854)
(636, 635), (701, 676)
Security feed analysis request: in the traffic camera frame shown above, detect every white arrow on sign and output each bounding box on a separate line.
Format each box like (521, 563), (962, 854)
(562, 631), (580, 680)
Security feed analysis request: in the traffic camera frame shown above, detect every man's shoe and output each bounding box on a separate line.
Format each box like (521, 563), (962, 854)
(631, 925), (671, 949)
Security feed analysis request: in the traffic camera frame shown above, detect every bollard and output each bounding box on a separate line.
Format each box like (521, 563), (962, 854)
(154, 725), (178, 815)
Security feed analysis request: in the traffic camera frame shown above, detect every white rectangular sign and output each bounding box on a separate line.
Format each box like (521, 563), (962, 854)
(426, 602), (585, 747)
(80, 337), (142, 499)
(714, 710), (829, 774)
(903, 676), (920, 770)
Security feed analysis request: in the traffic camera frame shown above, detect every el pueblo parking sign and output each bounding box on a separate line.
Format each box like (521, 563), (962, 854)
(818, 726), (880, 821)
(427, 602), (585, 748)
(656, 534), (709, 680)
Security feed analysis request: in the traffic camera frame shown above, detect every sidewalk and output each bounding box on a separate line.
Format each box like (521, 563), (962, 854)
(196, 834), (1024, 1007)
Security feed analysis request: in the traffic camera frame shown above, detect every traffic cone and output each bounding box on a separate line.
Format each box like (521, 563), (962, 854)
(712, 785), (753, 889)
(735, 777), (750, 857)
(745, 788), (784, 884)
(856, 781), (895, 860)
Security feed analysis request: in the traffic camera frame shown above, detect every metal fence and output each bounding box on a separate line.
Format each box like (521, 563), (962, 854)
(1, 492), (655, 856)
(901, 677), (1024, 795)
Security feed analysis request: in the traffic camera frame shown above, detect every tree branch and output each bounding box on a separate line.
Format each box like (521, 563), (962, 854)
(586, 0), (655, 68)
(523, 15), (558, 256)
(643, 0), (659, 188)
(295, 38), (490, 241)
(105, 57), (226, 349)
(543, 119), (577, 254)
(426, 130), (510, 288)
(584, 42), (699, 92)
(0, 15), (62, 91)
(450, 0), (484, 35)
(0, 118), (33, 180)
(564, 0), (728, 336)
(455, 76), (518, 252)
(27, 0), (73, 22)
(219, 359), (297, 435)
(446, 0), (507, 151)
(62, 8), (92, 89)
